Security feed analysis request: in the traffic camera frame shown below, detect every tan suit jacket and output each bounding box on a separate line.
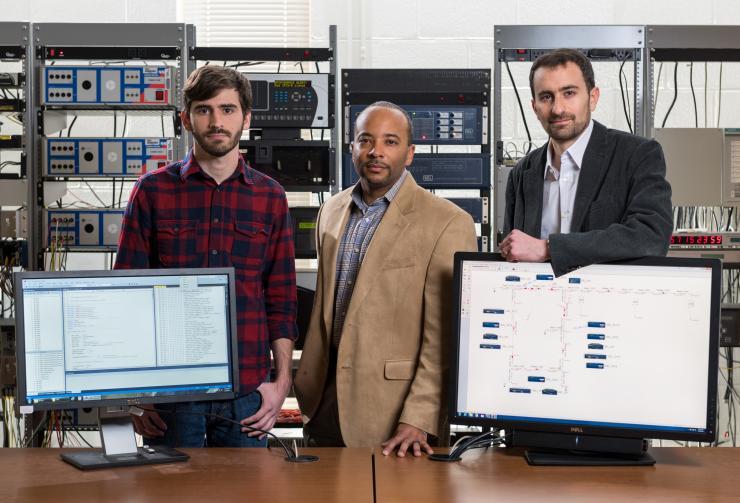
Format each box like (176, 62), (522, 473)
(294, 174), (478, 447)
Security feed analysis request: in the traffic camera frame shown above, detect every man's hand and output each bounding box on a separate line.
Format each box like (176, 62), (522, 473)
(499, 229), (549, 262)
(240, 380), (290, 438)
(381, 423), (433, 457)
(131, 406), (167, 438)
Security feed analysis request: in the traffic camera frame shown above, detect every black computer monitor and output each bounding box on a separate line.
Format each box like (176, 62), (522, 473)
(450, 254), (721, 466)
(14, 268), (239, 470)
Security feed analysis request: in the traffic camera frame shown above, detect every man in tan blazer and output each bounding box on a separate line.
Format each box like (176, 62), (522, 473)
(294, 102), (477, 457)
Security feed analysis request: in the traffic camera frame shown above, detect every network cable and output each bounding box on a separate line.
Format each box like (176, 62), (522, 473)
(717, 62), (723, 128)
(504, 61), (532, 155)
(661, 62), (679, 128)
(689, 62), (698, 128)
(618, 53), (633, 133)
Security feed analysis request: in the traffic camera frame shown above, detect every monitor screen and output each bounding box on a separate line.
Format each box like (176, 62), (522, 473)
(15, 268), (239, 410)
(451, 254), (720, 444)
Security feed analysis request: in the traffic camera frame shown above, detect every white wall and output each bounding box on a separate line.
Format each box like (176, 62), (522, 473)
(2, 0), (177, 22)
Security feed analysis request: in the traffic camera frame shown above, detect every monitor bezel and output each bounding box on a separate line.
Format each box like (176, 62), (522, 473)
(14, 267), (240, 411)
(449, 253), (720, 443)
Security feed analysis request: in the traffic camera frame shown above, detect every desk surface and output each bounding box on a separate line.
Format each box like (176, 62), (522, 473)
(5, 446), (740, 502)
(373, 447), (740, 502)
(0, 447), (373, 503)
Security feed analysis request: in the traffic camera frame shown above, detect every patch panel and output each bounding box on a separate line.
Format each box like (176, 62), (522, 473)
(41, 66), (174, 106)
(347, 104), (486, 145)
(44, 209), (124, 248)
(44, 138), (174, 177)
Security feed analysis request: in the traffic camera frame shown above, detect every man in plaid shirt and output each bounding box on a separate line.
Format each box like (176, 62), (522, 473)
(115, 66), (297, 447)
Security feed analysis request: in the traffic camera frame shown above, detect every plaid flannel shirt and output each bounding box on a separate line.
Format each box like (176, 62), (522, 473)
(114, 150), (298, 393)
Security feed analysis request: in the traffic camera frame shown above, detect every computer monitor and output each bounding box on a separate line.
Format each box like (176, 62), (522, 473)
(14, 268), (239, 470)
(450, 254), (721, 466)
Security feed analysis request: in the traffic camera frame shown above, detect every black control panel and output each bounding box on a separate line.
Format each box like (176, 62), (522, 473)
(250, 74), (329, 128)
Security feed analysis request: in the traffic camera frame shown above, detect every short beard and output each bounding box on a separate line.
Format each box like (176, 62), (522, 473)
(545, 114), (588, 143)
(192, 128), (240, 157)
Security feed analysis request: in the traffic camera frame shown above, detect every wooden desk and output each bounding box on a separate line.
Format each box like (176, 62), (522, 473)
(5, 446), (739, 501)
(0, 447), (372, 503)
(373, 447), (740, 502)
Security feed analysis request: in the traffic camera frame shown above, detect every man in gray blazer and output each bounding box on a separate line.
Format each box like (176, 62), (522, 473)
(500, 49), (672, 277)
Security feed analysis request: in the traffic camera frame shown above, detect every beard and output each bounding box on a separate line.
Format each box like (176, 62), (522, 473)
(192, 127), (240, 157)
(543, 112), (590, 143)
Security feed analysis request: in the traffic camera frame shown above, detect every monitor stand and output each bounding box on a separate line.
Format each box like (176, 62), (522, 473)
(513, 430), (656, 466)
(61, 407), (189, 470)
(525, 449), (656, 466)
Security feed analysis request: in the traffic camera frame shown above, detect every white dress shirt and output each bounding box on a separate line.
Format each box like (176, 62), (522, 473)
(540, 120), (594, 240)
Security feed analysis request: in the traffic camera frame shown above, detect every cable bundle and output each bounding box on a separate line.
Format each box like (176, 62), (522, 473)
(429, 430), (508, 462)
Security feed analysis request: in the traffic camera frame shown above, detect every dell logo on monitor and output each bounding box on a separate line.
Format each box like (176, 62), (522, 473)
(570, 427), (584, 433)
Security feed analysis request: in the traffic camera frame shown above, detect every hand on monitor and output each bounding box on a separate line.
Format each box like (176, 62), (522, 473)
(240, 380), (291, 438)
(131, 406), (167, 437)
(499, 230), (549, 262)
(381, 423), (433, 457)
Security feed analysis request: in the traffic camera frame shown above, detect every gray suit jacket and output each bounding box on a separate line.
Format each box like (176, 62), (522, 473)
(503, 121), (673, 277)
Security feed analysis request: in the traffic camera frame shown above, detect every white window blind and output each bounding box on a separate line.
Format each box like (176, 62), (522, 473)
(181, 0), (310, 47)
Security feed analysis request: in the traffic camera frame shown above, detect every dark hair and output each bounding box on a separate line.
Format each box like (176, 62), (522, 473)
(183, 65), (252, 115)
(357, 101), (414, 145)
(529, 49), (595, 96)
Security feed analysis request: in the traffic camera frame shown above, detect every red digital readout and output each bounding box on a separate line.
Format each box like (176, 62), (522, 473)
(670, 234), (723, 245)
